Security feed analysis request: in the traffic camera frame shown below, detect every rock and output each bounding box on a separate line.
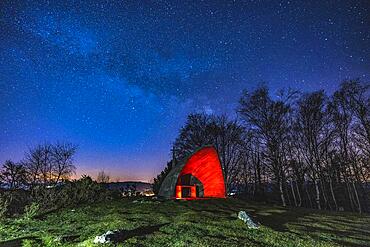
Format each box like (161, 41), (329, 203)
(93, 230), (116, 244)
(238, 211), (259, 229)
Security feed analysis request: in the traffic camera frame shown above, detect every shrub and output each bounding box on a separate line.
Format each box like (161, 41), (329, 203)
(22, 202), (40, 220)
(30, 185), (59, 212)
(0, 176), (120, 219)
(0, 190), (30, 218)
(30, 176), (120, 212)
(0, 194), (10, 220)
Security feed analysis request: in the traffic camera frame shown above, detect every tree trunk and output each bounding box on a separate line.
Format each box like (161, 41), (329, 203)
(279, 179), (286, 207)
(329, 178), (338, 211)
(314, 179), (321, 210)
(320, 179), (331, 210)
(346, 181), (355, 211)
(253, 165), (257, 198)
(256, 157), (262, 197)
(295, 181), (302, 207)
(352, 181), (362, 214)
(306, 185), (313, 208)
(291, 180), (297, 207)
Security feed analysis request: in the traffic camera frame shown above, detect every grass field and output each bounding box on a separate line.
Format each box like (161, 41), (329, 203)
(0, 198), (369, 247)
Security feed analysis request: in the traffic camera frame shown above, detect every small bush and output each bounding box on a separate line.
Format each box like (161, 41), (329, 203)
(0, 176), (120, 219)
(0, 190), (30, 219)
(0, 194), (10, 220)
(22, 202), (40, 220)
(22, 239), (43, 247)
(29, 176), (120, 212)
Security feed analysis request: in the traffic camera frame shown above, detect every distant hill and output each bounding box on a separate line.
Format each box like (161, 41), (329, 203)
(104, 181), (152, 192)
(0, 181), (154, 193)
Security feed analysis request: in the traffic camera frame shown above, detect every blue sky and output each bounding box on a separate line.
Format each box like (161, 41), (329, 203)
(0, 0), (368, 181)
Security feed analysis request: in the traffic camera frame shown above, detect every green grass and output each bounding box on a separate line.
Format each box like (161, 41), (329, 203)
(0, 198), (369, 247)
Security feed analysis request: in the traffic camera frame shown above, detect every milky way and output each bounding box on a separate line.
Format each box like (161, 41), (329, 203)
(0, 0), (369, 181)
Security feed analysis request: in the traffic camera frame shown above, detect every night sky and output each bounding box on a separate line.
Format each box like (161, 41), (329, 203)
(0, 0), (369, 182)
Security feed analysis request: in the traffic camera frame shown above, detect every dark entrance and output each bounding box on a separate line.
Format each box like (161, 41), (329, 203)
(176, 174), (204, 199)
(181, 186), (191, 198)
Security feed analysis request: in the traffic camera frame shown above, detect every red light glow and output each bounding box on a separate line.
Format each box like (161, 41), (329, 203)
(175, 146), (226, 199)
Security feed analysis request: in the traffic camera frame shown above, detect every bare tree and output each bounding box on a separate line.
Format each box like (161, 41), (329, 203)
(96, 170), (110, 183)
(238, 86), (294, 206)
(173, 114), (213, 159)
(0, 160), (26, 189)
(295, 91), (334, 210)
(52, 143), (77, 184)
(23, 145), (44, 186)
(211, 115), (246, 191)
(38, 144), (53, 184)
(173, 113), (245, 192)
(340, 80), (370, 156)
(328, 80), (370, 213)
(23, 143), (77, 186)
(239, 132), (266, 199)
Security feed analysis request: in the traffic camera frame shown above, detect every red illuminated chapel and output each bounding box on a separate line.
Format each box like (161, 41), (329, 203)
(158, 146), (226, 199)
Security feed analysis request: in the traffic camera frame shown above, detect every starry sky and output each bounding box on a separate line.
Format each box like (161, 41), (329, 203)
(0, 0), (369, 182)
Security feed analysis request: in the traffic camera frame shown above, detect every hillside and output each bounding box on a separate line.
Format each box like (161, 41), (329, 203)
(104, 181), (152, 193)
(1, 198), (369, 247)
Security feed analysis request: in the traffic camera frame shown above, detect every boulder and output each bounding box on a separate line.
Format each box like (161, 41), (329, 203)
(238, 211), (259, 229)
